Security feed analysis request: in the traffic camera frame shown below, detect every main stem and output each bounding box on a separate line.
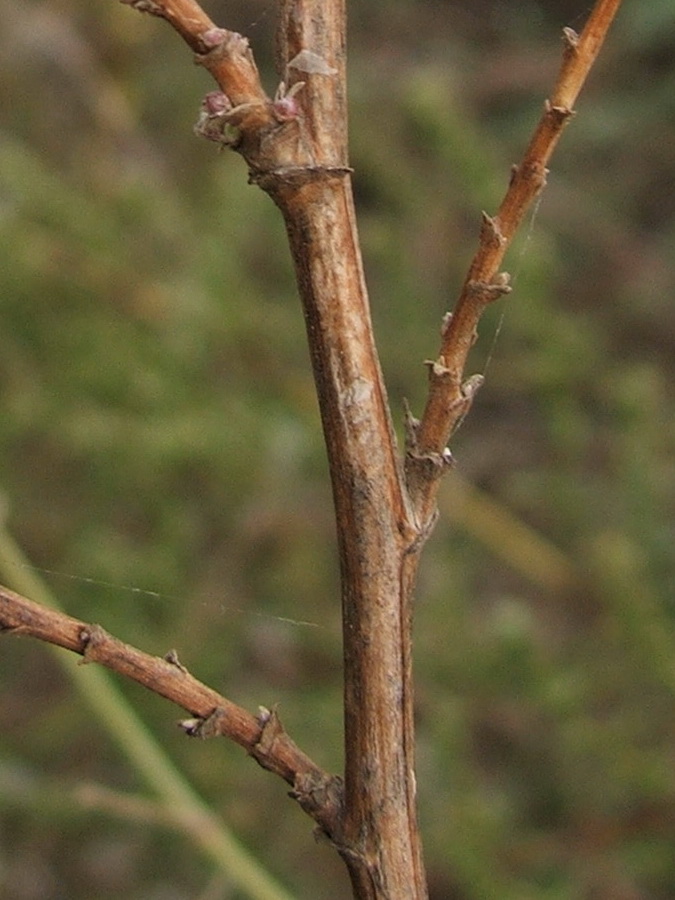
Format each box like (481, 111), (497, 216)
(265, 170), (427, 897)
(258, 2), (429, 895)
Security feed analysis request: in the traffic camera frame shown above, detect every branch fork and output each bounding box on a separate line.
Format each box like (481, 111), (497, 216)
(3, 0), (625, 896)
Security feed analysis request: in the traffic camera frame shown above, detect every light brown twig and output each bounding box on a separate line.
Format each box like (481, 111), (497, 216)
(405, 0), (623, 531)
(0, 584), (343, 839)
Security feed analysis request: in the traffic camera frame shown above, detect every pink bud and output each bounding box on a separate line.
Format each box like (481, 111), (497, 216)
(272, 94), (301, 122)
(203, 91), (231, 116)
(201, 27), (228, 49)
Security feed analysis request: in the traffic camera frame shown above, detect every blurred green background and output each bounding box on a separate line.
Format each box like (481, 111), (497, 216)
(1, 0), (674, 898)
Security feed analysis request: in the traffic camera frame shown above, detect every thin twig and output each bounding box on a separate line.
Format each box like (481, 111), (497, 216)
(405, 0), (623, 530)
(0, 583), (342, 838)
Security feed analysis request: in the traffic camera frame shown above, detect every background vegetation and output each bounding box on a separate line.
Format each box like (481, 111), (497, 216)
(1, 0), (674, 897)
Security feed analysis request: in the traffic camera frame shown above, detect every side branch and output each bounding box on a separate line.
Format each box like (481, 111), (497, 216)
(405, 0), (623, 528)
(121, 0), (274, 148)
(120, 0), (215, 53)
(0, 585), (342, 838)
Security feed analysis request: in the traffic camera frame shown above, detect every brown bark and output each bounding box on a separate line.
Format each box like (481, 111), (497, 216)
(405, 0), (624, 534)
(0, 0), (624, 897)
(0, 585), (343, 836)
(257, 3), (427, 892)
(266, 172), (426, 897)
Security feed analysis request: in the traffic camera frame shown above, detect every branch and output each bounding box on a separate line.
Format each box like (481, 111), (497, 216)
(85, 2), (621, 896)
(404, 0), (624, 531)
(121, 0), (267, 104)
(119, 1), (425, 894)
(0, 584), (343, 839)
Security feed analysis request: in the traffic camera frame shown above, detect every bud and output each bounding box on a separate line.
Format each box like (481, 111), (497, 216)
(201, 27), (229, 49)
(272, 81), (305, 123)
